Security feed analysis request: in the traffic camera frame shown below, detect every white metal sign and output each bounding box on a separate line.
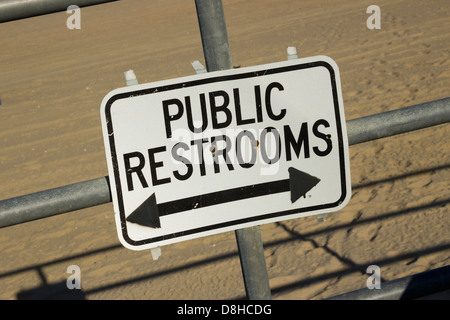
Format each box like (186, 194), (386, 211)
(100, 56), (351, 250)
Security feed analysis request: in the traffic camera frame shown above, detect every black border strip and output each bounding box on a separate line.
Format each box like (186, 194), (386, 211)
(104, 60), (348, 247)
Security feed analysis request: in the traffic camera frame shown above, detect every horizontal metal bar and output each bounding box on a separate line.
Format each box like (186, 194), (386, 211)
(0, 0), (118, 23)
(0, 177), (111, 228)
(327, 265), (450, 300)
(346, 97), (450, 145)
(0, 97), (449, 229)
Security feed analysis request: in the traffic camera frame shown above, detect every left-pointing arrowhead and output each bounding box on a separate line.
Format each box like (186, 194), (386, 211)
(288, 167), (321, 203)
(126, 193), (161, 228)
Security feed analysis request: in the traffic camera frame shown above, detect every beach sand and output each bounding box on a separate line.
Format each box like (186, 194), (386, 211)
(0, 0), (449, 299)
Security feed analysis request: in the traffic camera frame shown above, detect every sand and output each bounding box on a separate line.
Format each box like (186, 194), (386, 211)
(0, 0), (449, 300)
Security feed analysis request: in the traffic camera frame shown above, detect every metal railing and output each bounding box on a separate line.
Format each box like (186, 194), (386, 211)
(0, 0), (118, 23)
(1, 97), (449, 229)
(1, 0), (449, 300)
(327, 265), (450, 300)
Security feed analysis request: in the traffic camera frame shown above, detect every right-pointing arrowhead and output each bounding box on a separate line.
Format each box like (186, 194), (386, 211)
(288, 167), (321, 203)
(126, 193), (161, 228)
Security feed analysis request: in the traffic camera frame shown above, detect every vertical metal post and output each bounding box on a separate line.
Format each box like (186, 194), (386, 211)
(194, 0), (272, 300)
(194, 0), (232, 72)
(235, 227), (272, 299)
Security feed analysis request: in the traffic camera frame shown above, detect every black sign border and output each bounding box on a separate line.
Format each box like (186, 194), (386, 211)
(104, 59), (349, 247)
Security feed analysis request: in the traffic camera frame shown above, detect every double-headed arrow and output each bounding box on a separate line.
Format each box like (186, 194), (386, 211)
(126, 167), (320, 229)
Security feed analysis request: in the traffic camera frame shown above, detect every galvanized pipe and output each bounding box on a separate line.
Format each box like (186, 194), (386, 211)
(0, 177), (111, 228)
(235, 227), (273, 299)
(195, 0), (272, 300)
(0, 0), (117, 23)
(194, 0), (232, 72)
(347, 97), (450, 145)
(0, 98), (448, 229)
(327, 265), (450, 300)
